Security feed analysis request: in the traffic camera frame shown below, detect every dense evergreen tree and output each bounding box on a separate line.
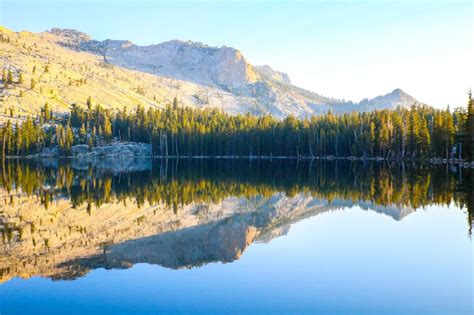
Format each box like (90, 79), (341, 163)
(6, 70), (13, 84)
(2, 69), (8, 88)
(465, 90), (474, 160)
(0, 96), (473, 160)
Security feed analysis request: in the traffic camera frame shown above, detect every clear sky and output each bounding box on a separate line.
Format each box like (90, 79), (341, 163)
(1, 0), (473, 108)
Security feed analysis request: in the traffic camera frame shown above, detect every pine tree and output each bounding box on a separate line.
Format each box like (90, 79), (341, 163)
(442, 110), (455, 159)
(103, 117), (112, 139)
(87, 136), (93, 149)
(14, 122), (22, 155)
(65, 125), (74, 152)
(173, 97), (179, 110)
(91, 126), (97, 146)
(419, 116), (431, 157)
(379, 116), (390, 156)
(1, 121), (10, 157)
(79, 123), (87, 143)
(56, 125), (64, 149)
(408, 109), (420, 157)
(98, 125), (103, 145)
(465, 90), (474, 160)
(2, 69), (7, 88)
(42, 103), (51, 121)
(6, 70), (13, 84)
(369, 121), (375, 156)
(87, 96), (92, 111)
(30, 78), (36, 90)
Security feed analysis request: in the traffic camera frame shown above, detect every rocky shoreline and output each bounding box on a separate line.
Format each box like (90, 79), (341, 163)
(36, 142), (153, 158)
(2, 142), (473, 167)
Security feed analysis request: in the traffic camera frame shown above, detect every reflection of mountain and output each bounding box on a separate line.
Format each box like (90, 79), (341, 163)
(330, 199), (414, 221)
(0, 190), (415, 283)
(2, 159), (471, 283)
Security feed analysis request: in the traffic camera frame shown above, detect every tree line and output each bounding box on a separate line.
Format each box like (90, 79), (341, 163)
(1, 93), (474, 159)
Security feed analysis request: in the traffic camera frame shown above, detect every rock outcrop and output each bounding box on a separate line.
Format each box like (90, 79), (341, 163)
(75, 36), (262, 91)
(331, 88), (419, 113)
(0, 26), (421, 122)
(255, 65), (291, 85)
(71, 142), (152, 157)
(37, 142), (152, 158)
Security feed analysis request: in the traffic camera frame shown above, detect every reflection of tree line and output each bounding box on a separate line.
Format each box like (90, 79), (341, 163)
(1, 159), (473, 232)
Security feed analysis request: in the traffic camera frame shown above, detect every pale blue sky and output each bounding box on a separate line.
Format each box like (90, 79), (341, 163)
(1, 0), (472, 107)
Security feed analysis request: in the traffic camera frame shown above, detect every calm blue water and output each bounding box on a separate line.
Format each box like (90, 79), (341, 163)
(1, 205), (472, 315)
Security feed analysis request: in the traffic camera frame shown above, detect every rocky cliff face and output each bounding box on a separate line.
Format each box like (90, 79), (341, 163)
(332, 88), (419, 113)
(38, 142), (153, 158)
(95, 39), (260, 91)
(52, 29), (261, 90)
(0, 26), (421, 121)
(48, 28), (421, 116)
(255, 65), (291, 85)
(359, 88), (418, 110)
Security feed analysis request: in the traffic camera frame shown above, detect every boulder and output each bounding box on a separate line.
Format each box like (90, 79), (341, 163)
(38, 142), (153, 158)
(37, 147), (59, 157)
(80, 142), (153, 157)
(71, 144), (90, 156)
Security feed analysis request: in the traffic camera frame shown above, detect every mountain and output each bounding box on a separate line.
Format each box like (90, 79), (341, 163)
(254, 65), (291, 85)
(331, 88), (419, 113)
(0, 26), (421, 121)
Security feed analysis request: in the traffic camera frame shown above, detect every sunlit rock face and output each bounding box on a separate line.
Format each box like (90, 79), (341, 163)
(96, 39), (260, 91)
(0, 186), (416, 283)
(255, 65), (291, 85)
(0, 26), (420, 122)
(330, 88), (419, 114)
(39, 143), (153, 158)
(71, 142), (152, 157)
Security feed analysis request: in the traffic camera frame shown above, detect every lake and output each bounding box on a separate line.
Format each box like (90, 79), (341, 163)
(0, 159), (472, 314)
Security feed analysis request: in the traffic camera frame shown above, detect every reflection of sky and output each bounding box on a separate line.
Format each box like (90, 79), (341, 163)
(1, 205), (472, 315)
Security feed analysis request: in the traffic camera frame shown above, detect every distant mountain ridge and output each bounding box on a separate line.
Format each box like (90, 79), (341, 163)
(0, 26), (422, 120)
(254, 65), (292, 85)
(49, 28), (421, 114)
(331, 88), (420, 114)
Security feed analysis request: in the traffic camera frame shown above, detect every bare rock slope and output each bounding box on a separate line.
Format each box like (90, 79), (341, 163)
(0, 26), (420, 121)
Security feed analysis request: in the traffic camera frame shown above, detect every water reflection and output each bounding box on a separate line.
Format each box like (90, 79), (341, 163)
(0, 159), (472, 283)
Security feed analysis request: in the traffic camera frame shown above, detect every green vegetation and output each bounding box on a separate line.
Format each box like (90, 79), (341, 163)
(465, 90), (474, 159)
(1, 94), (474, 159)
(1, 118), (45, 157)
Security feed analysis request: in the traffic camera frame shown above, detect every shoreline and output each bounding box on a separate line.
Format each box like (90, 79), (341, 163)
(2, 154), (474, 166)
